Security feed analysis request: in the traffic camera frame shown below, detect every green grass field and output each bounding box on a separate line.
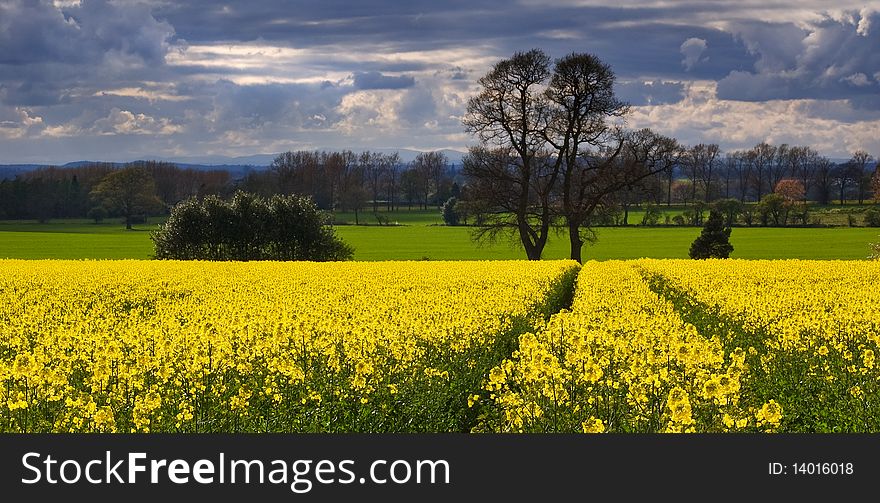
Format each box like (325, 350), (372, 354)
(1, 214), (877, 260)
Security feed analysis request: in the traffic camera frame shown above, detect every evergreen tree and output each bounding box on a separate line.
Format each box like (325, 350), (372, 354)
(689, 209), (733, 259)
(441, 197), (461, 226)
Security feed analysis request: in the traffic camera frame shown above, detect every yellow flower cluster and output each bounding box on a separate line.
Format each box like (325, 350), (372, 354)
(0, 259), (578, 432)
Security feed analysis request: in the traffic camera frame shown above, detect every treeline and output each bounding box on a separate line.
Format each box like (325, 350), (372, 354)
(1, 144), (875, 228)
(595, 143), (878, 227)
(240, 150), (458, 223)
(0, 152), (459, 223)
(633, 143), (877, 207)
(0, 161), (229, 221)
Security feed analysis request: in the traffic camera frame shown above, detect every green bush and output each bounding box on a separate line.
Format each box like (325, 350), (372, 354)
(757, 193), (787, 226)
(712, 198), (743, 227)
(864, 207), (880, 227)
(152, 191), (353, 261)
(87, 206), (107, 224)
(640, 204), (662, 226)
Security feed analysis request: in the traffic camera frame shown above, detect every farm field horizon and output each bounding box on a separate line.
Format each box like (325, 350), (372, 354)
(1, 216), (878, 261)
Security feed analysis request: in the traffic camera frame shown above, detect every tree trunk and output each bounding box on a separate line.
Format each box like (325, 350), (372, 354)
(520, 230), (541, 260)
(569, 220), (583, 263)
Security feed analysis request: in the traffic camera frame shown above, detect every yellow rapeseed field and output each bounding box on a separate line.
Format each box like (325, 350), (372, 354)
(0, 259), (579, 432)
(3, 258), (877, 433)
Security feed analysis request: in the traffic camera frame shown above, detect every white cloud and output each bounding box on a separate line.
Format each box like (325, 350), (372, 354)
(680, 37), (708, 71)
(857, 7), (875, 36)
(0, 107), (44, 139)
(628, 81), (880, 157)
(843, 73), (871, 87)
(44, 108), (181, 137)
(93, 84), (190, 102)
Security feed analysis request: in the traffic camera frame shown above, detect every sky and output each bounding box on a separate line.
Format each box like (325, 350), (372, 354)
(0, 0), (878, 164)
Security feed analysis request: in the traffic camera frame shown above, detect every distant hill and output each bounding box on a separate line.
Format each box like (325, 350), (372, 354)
(0, 165), (43, 180)
(0, 148), (468, 180)
(150, 148), (466, 166)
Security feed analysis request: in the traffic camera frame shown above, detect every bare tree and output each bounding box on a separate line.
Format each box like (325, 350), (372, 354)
(462, 48), (679, 261)
(379, 152), (401, 211)
(749, 142), (777, 200)
(721, 151), (743, 200)
(850, 150), (874, 205)
(663, 156), (676, 206)
(688, 143), (720, 203)
(788, 146), (818, 201)
(400, 165), (421, 210)
(871, 162), (880, 201)
(813, 156), (835, 205)
(360, 151), (389, 213)
(543, 52), (631, 261)
(683, 147), (699, 203)
(463, 49), (558, 260)
(337, 151), (367, 224)
(559, 130), (679, 261)
(833, 161), (856, 205)
(322, 151), (346, 212)
(412, 151), (446, 210)
(429, 153), (447, 207)
(462, 146), (561, 259)
(769, 143), (790, 191)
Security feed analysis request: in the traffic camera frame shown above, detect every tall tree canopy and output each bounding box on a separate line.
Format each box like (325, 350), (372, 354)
(90, 166), (162, 229)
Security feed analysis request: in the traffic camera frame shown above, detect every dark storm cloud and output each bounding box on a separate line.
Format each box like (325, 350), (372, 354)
(716, 11), (880, 107)
(0, 0), (177, 106)
(206, 79), (348, 129)
(352, 72), (416, 90)
(615, 80), (686, 106)
(148, 0), (755, 80)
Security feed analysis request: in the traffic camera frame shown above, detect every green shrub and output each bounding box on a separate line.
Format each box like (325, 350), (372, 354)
(152, 191), (353, 261)
(712, 198), (743, 227)
(864, 207), (880, 227)
(87, 206), (107, 224)
(640, 204), (662, 226)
